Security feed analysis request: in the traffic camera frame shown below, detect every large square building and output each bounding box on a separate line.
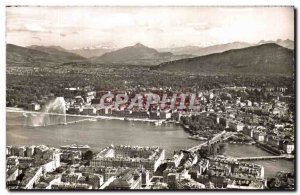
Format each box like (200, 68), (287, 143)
(91, 145), (165, 172)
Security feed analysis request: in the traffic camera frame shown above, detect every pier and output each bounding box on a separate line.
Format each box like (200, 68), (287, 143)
(63, 118), (94, 125)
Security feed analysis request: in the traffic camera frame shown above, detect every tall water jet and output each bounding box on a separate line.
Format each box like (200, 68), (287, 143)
(26, 97), (67, 126)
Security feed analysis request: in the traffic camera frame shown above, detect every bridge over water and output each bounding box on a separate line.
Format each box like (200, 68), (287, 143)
(187, 131), (235, 153)
(235, 155), (294, 161)
(186, 130), (294, 162)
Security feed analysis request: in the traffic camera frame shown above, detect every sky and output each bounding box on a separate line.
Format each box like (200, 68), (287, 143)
(6, 6), (294, 50)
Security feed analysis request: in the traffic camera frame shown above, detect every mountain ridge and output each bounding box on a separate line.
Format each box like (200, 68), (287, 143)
(27, 45), (86, 61)
(7, 44), (87, 66)
(7, 41), (294, 75)
(153, 43), (294, 75)
(157, 39), (294, 56)
(91, 43), (194, 66)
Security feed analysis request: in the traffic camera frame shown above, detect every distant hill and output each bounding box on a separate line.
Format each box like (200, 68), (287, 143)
(6, 44), (86, 66)
(258, 39), (294, 50)
(157, 39), (294, 56)
(157, 42), (255, 56)
(92, 43), (193, 66)
(158, 45), (204, 56)
(69, 48), (116, 58)
(7, 44), (55, 66)
(154, 43), (294, 75)
(28, 45), (86, 61)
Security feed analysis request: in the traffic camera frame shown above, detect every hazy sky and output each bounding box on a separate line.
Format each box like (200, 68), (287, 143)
(6, 6), (294, 49)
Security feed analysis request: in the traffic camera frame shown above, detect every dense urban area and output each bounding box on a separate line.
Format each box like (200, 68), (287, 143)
(6, 64), (295, 190)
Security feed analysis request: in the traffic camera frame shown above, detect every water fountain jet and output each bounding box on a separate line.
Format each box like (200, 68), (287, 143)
(25, 97), (66, 126)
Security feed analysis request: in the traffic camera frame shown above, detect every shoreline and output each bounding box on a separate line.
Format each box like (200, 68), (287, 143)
(6, 107), (170, 124)
(6, 107), (290, 158)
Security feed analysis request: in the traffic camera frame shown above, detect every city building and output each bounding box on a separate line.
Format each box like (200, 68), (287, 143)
(91, 145), (165, 172)
(20, 167), (43, 189)
(106, 169), (142, 190)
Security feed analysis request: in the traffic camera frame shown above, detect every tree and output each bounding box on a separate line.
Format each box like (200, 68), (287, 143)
(84, 150), (94, 161)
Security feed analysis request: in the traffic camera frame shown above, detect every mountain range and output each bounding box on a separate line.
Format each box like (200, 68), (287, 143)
(6, 40), (294, 75)
(90, 43), (193, 66)
(153, 43), (294, 75)
(28, 45), (86, 61)
(157, 42), (254, 56)
(7, 44), (86, 66)
(69, 47), (115, 58)
(7, 43), (193, 66)
(157, 39), (294, 56)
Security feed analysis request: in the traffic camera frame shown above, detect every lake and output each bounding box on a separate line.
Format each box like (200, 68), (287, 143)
(6, 111), (294, 177)
(6, 111), (201, 157)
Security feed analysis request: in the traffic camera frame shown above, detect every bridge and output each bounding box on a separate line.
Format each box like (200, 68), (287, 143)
(187, 131), (235, 153)
(185, 130), (295, 162)
(235, 155), (294, 161)
(187, 142), (207, 153)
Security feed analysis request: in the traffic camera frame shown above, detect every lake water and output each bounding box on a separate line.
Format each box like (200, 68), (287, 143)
(6, 111), (294, 177)
(6, 111), (201, 157)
